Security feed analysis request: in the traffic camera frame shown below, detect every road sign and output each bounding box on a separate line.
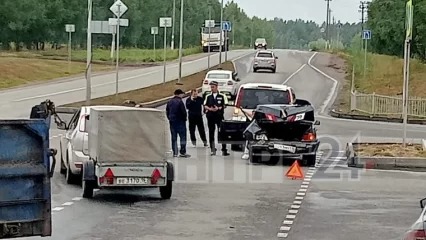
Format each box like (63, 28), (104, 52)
(108, 18), (129, 27)
(406, 0), (413, 40)
(65, 24), (75, 33)
(205, 20), (215, 28)
(320, 28), (325, 33)
(151, 27), (158, 35)
(91, 21), (115, 34)
(109, 0), (128, 18)
(159, 17), (172, 27)
(362, 30), (371, 40)
(222, 21), (231, 31)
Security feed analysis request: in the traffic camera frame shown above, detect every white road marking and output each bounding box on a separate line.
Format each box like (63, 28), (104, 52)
(52, 207), (64, 211)
(282, 64), (307, 84)
(277, 150), (323, 238)
(62, 202), (74, 206)
(72, 197), (83, 201)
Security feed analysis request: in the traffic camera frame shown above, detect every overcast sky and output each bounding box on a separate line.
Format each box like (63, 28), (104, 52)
(230, 0), (362, 24)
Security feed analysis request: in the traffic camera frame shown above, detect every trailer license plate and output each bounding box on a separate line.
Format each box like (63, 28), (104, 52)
(116, 177), (148, 185)
(273, 144), (296, 153)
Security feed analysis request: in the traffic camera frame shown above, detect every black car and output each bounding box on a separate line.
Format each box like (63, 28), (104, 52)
(220, 100), (320, 166)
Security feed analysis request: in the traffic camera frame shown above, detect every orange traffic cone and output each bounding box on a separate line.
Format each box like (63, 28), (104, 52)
(285, 160), (304, 180)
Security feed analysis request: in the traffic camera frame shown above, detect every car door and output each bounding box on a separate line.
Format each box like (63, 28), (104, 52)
(61, 110), (81, 159)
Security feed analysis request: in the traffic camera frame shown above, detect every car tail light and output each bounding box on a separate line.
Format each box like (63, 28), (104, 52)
(235, 88), (244, 108)
(227, 80), (233, 85)
(79, 114), (87, 132)
(265, 113), (277, 122)
(404, 229), (426, 240)
(99, 168), (114, 185)
(302, 132), (316, 141)
(287, 115), (296, 122)
(151, 168), (162, 184)
(203, 79), (209, 85)
(75, 164), (82, 169)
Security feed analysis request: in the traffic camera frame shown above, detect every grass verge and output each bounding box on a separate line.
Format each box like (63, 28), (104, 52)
(0, 47), (201, 64)
(0, 58), (112, 89)
(355, 143), (426, 158)
(63, 61), (235, 107)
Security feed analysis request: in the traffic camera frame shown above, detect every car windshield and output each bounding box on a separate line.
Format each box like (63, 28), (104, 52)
(239, 88), (290, 109)
(257, 52), (273, 58)
(255, 38), (266, 43)
(202, 27), (221, 34)
(207, 73), (230, 79)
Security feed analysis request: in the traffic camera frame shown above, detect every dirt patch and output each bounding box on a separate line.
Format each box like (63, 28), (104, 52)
(63, 61), (235, 107)
(0, 58), (113, 89)
(355, 143), (426, 158)
(310, 52), (349, 112)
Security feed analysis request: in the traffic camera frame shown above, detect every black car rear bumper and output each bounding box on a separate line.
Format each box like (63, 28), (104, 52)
(250, 141), (320, 158)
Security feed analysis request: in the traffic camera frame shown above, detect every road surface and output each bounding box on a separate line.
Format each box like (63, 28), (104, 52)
(10, 49), (426, 239)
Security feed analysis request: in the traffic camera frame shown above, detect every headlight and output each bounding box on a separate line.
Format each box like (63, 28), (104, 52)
(262, 43), (265, 46)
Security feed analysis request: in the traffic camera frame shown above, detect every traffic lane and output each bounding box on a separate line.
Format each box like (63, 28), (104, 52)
(318, 115), (426, 139)
(1, 50), (253, 118)
(72, 149), (310, 240)
(290, 155), (426, 240)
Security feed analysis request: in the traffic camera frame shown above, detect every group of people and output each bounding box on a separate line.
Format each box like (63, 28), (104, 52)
(165, 81), (230, 158)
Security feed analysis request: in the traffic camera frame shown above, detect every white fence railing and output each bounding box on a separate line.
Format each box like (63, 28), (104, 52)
(350, 91), (426, 117)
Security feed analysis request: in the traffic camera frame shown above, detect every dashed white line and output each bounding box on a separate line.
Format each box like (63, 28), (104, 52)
(277, 151), (323, 238)
(52, 207), (64, 211)
(62, 202), (74, 206)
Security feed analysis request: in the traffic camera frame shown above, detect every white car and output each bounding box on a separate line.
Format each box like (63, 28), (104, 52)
(58, 105), (125, 184)
(201, 69), (241, 99)
(402, 197), (426, 239)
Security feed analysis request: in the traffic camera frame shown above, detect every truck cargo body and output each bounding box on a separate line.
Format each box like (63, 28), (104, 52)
(0, 120), (52, 239)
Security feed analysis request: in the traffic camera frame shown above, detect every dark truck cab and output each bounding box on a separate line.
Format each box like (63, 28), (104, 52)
(220, 100), (320, 166)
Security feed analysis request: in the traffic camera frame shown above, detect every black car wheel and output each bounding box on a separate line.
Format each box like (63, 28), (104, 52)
(302, 154), (316, 167)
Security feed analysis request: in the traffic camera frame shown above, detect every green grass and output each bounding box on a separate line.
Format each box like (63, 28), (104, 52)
(0, 46), (202, 63)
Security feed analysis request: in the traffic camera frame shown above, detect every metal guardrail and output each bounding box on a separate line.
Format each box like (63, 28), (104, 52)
(350, 90), (426, 117)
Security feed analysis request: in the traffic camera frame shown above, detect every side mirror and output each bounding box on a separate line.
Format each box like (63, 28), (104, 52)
(420, 198), (426, 209)
(275, 56), (278, 59)
(314, 120), (320, 125)
(232, 72), (238, 77)
(57, 121), (68, 130)
(235, 78), (241, 82)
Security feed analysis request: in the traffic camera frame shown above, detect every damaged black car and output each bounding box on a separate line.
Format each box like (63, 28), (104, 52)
(221, 99), (320, 166)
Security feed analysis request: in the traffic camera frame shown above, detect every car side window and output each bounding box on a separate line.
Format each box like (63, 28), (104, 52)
(68, 110), (81, 131)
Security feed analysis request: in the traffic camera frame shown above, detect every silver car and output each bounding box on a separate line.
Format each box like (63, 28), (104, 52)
(253, 50), (278, 73)
(402, 197), (426, 239)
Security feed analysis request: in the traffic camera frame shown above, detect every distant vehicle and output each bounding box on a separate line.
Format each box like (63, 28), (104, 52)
(200, 22), (229, 52)
(254, 38), (267, 49)
(219, 83), (295, 151)
(402, 198), (426, 239)
(201, 69), (240, 99)
(253, 50), (278, 73)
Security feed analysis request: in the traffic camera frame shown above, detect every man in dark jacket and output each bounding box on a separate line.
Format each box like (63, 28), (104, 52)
(166, 89), (191, 158)
(186, 89), (208, 147)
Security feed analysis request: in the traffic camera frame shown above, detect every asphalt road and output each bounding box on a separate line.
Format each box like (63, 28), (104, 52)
(10, 49), (426, 239)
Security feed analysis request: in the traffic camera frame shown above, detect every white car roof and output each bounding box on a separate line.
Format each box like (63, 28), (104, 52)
(239, 83), (292, 91)
(206, 70), (233, 74)
(82, 105), (135, 114)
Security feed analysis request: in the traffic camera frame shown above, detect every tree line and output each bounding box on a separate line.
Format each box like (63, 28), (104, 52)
(0, 0), (362, 51)
(367, 0), (426, 60)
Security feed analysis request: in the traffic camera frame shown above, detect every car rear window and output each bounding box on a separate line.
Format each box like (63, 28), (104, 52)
(239, 88), (290, 109)
(256, 52), (273, 58)
(255, 39), (266, 43)
(207, 73), (230, 79)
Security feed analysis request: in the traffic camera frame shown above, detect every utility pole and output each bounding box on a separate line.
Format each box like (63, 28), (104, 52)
(359, 1), (368, 48)
(325, 0), (331, 43)
(171, 0), (176, 49)
(219, 0), (224, 67)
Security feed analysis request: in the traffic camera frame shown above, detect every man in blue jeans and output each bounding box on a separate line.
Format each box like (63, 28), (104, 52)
(166, 89), (191, 158)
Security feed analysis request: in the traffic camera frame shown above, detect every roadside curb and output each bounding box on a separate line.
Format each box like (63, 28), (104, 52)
(345, 142), (426, 170)
(330, 109), (426, 125)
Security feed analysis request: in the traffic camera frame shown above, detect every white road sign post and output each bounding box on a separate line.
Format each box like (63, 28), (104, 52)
(160, 17), (172, 84)
(362, 30), (371, 80)
(109, 0), (128, 96)
(403, 0), (413, 146)
(86, 0), (93, 106)
(205, 19), (215, 70)
(151, 27), (158, 61)
(65, 24), (75, 74)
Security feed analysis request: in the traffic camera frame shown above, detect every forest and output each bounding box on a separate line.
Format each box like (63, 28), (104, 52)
(367, 0), (426, 60)
(0, 0), (362, 51)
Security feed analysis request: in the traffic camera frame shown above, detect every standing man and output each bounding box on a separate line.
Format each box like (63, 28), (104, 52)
(166, 89), (191, 158)
(203, 81), (230, 156)
(186, 89), (208, 147)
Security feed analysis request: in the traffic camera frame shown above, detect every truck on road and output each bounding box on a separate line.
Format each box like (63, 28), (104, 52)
(80, 106), (174, 199)
(0, 100), (62, 239)
(201, 22), (229, 53)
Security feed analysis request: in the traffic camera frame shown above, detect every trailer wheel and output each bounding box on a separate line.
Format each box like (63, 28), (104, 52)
(160, 180), (173, 199)
(82, 179), (95, 198)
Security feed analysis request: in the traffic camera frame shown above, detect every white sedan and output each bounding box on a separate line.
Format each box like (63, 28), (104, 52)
(201, 69), (240, 99)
